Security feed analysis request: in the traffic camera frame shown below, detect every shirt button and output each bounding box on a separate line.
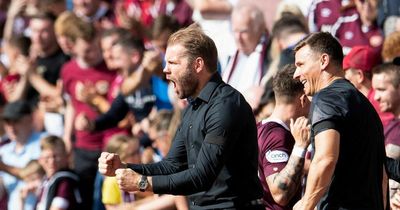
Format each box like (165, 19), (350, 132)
(191, 144), (194, 148)
(192, 201), (196, 205)
(189, 124), (192, 129)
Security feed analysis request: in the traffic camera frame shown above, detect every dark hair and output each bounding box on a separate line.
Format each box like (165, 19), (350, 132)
(152, 15), (180, 40)
(101, 27), (132, 40)
(273, 64), (304, 103)
(168, 24), (218, 73)
(372, 63), (400, 87)
(294, 32), (343, 67)
(113, 36), (145, 55)
(29, 10), (57, 22)
(8, 35), (31, 56)
(272, 13), (308, 39)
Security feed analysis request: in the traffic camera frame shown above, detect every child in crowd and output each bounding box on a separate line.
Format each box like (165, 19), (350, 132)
(18, 160), (45, 210)
(101, 134), (147, 209)
(36, 135), (82, 210)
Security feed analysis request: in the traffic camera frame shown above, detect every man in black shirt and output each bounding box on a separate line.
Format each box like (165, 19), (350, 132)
(292, 32), (387, 209)
(98, 25), (264, 209)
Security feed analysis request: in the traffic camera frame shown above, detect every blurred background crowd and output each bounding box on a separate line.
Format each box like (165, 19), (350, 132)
(0, 0), (398, 209)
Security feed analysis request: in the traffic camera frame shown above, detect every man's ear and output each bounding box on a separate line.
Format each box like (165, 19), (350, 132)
(131, 51), (141, 65)
(357, 69), (366, 84)
(320, 53), (330, 70)
(194, 57), (205, 73)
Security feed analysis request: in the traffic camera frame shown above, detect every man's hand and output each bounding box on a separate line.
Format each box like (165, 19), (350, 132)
(391, 190), (400, 210)
(115, 168), (140, 192)
(290, 116), (310, 148)
(98, 152), (126, 176)
(293, 199), (303, 210)
(74, 113), (93, 131)
(142, 50), (163, 75)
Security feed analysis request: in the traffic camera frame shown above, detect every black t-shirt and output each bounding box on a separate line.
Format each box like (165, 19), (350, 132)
(27, 49), (70, 104)
(309, 79), (386, 210)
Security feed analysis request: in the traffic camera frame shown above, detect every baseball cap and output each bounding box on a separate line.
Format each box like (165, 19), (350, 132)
(343, 45), (381, 72)
(1, 100), (33, 121)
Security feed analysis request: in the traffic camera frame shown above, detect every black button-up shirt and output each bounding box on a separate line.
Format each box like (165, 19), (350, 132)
(129, 73), (263, 209)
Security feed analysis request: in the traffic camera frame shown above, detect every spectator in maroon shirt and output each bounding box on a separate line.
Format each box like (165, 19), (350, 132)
(257, 64), (310, 210)
(372, 63), (400, 208)
(37, 135), (82, 210)
(331, 0), (383, 55)
(343, 45), (394, 127)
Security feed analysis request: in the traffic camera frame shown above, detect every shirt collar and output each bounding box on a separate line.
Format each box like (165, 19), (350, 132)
(191, 73), (223, 105)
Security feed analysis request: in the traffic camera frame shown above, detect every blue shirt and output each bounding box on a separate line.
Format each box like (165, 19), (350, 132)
(0, 132), (47, 210)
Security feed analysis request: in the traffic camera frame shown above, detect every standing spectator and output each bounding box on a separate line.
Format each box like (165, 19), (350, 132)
(0, 100), (47, 210)
(293, 32), (386, 209)
(75, 36), (156, 147)
(331, 0), (383, 54)
(343, 45), (394, 127)
(24, 11), (70, 102)
(223, 3), (270, 99)
(372, 63), (400, 207)
(36, 136), (82, 210)
(372, 63), (400, 157)
(258, 64), (310, 209)
(98, 25), (265, 209)
(191, 0), (237, 69)
(268, 13), (308, 82)
(54, 11), (82, 57)
(61, 21), (115, 210)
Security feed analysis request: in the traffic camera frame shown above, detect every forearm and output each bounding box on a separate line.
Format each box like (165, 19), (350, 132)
(120, 67), (151, 96)
(195, 0), (232, 15)
(29, 73), (58, 97)
(90, 95), (110, 113)
(268, 152), (305, 205)
(301, 157), (336, 209)
(63, 101), (74, 152)
(128, 134), (188, 176)
(94, 95), (128, 131)
(128, 158), (187, 176)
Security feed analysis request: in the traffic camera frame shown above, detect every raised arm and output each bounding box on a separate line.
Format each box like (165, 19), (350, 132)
(266, 117), (310, 206)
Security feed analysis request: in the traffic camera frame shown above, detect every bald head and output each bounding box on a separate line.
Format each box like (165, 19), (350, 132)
(231, 4), (266, 55)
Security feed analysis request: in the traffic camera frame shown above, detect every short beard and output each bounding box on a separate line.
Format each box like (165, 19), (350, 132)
(178, 64), (198, 99)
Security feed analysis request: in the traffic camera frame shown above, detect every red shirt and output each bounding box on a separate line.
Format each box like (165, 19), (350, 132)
(309, 0), (342, 32)
(332, 8), (384, 54)
(61, 60), (116, 150)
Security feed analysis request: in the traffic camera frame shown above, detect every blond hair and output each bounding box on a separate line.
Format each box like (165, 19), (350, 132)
(168, 24), (218, 73)
(40, 135), (67, 154)
(382, 31), (400, 62)
(105, 135), (140, 161)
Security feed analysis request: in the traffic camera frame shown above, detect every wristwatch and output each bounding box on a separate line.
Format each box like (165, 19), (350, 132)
(138, 175), (148, 192)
